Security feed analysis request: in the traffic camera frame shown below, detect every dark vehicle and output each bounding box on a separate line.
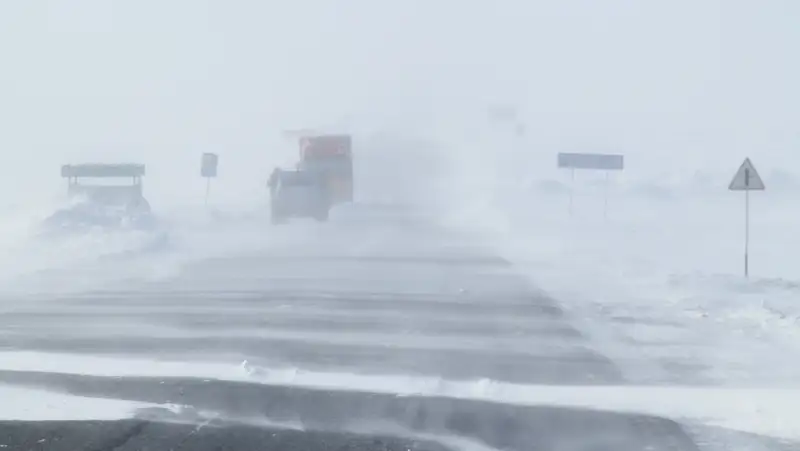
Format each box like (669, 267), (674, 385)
(269, 168), (331, 224)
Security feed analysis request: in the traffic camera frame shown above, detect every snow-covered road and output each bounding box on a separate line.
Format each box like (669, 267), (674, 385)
(0, 204), (797, 450)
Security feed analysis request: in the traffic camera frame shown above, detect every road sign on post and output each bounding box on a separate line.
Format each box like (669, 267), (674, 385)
(201, 153), (218, 178)
(201, 153), (219, 206)
(557, 152), (624, 217)
(728, 158), (765, 278)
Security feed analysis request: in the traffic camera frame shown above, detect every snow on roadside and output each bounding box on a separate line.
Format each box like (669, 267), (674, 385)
(442, 173), (800, 386)
(3, 352), (800, 441)
(0, 385), (163, 421)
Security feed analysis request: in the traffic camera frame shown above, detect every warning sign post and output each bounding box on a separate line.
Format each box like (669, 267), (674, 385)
(728, 158), (765, 277)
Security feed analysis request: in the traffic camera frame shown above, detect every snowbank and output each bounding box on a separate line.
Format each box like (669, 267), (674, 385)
(0, 384), (160, 421)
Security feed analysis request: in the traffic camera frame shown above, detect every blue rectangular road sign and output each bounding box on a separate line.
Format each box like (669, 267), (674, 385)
(557, 153), (624, 171)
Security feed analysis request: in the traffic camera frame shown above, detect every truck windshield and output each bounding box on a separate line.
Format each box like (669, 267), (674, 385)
(279, 172), (317, 186)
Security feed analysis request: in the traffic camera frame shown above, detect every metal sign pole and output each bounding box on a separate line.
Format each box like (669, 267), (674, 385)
(744, 186), (750, 278)
(205, 177), (211, 207)
(743, 167), (751, 277)
(727, 158), (764, 278)
(603, 171), (609, 220)
(569, 168), (575, 216)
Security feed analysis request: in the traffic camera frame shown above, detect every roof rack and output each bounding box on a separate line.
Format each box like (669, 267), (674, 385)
(61, 163), (146, 178)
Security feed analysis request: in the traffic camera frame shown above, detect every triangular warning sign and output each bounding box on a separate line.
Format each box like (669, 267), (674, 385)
(728, 158), (765, 191)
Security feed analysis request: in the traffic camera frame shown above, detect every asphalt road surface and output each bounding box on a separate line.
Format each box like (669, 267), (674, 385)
(0, 207), (790, 450)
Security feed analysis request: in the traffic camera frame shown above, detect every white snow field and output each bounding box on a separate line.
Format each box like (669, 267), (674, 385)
(455, 170), (800, 386)
(0, 385), (166, 421)
(3, 133), (800, 444)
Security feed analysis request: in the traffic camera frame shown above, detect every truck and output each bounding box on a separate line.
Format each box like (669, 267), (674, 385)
(268, 168), (330, 224)
(296, 134), (353, 204)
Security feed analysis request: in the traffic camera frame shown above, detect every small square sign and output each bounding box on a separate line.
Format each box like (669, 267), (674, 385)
(201, 153), (218, 178)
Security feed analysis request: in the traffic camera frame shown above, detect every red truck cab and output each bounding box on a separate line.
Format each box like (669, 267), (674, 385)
(298, 134), (353, 204)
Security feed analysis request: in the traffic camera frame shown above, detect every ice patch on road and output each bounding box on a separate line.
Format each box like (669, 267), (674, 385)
(1, 351), (800, 441)
(0, 384), (160, 421)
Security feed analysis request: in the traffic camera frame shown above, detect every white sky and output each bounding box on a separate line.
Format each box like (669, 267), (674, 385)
(0, 1), (797, 204)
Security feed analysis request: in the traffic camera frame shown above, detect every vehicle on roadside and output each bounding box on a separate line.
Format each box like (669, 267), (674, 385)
(268, 168), (331, 224)
(44, 163), (157, 233)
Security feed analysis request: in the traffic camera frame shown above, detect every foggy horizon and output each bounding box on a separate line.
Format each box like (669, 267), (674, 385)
(0, 1), (797, 206)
